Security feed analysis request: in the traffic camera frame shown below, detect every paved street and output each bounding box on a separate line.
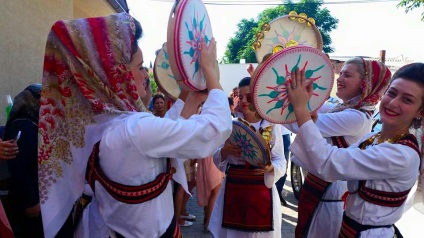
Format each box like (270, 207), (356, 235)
(181, 161), (299, 238)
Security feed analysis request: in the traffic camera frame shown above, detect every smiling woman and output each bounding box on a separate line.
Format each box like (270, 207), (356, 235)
(287, 63), (424, 237)
(283, 58), (392, 238)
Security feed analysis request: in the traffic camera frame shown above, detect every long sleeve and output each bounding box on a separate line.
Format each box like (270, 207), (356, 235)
(99, 89), (232, 185)
(264, 124), (286, 188)
(285, 107), (369, 139)
(130, 89), (232, 159)
(164, 99), (184, 120)
(290, 120), (420, 181)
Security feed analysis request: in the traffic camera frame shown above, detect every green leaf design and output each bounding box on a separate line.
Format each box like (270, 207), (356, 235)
(313, 83), (327, 91)
(266, 100), (283, 114)
(200, 14), (205, 32)
(259, 91), (279, 98)
(291, 55), (301, 72)
(185, 22), (194, 40)
(194, 60), (199, 78)
(285, 104), (294, 120)
(305, 65), (324, 78)
(272, 67), (285, 84)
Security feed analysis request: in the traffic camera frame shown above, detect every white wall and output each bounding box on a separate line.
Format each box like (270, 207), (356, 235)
(218, 63), (258, 96)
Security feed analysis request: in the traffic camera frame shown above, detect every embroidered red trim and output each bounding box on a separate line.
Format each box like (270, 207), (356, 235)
(86, 142), (173, 204)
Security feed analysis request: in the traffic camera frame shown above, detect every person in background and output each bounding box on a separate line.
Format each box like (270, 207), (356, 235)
(174, 159), (197, 227)
(152, 93), (167, 118)
(141, 67), (153, 110)
(228, 97), (235, 117)
(284, 58), (392, 238)
(287, 63), (423, 237)
(38, 13), (231, 238)
(209, 76), (286, 238)
(0, 129), (17, 238)
(196, 154), (223, 233)
(3, 84), (44, 237)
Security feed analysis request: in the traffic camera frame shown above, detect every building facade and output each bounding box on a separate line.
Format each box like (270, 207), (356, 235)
(0, 0), (126, 125)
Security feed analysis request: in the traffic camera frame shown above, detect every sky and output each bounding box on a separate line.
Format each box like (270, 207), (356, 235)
(127, 0), (424, 67)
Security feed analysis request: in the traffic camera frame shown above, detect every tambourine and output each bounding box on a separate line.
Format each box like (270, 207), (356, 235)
(153, 43), (181, 101)
(253, 12), (323, 63)
(228, 118), (271, 167)
(167, 0), (213, 91)
(251, 45), (334, 124)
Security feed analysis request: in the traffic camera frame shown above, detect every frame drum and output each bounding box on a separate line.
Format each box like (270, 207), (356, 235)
(153, 42), (181, 101)
(167, 0), (213, 91)
(253, 14), (323, 63)
(251, 46), (334, 124)
(228, 118), (271, 167)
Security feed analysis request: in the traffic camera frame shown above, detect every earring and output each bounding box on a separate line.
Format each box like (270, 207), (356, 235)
(413, 117), (422, 129)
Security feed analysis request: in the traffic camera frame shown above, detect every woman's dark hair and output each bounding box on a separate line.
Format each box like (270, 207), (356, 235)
(228, 97), (234, 106)
(131, 19), (143, 57)
(152, 93), (165, 104)
(392, 63), (424, 87)
(238, 77), (251, 88)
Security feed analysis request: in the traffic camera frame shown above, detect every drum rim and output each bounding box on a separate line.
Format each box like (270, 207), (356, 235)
(153, 43), (180, 101)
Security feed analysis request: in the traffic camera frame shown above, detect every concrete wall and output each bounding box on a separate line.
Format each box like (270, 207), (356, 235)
(0, 0), (72, 125)
(74, 0), (116, 19)
(0, 0), (116, 125)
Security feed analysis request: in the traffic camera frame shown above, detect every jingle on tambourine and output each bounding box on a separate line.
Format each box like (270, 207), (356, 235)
(253, 13), (323, 63)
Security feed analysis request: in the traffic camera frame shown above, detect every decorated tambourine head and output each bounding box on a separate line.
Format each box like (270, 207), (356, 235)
(251, 45), (334, 124)
(228, 118), (271, 167)
(253, 11), (323, 63)
(167, 0), (213, 91)
(153, 42), (181, 101)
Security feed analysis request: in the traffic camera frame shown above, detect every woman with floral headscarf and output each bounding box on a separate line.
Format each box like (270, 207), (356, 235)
(288, 61), (423, 237)
(38, 13), (231, 238)
(283, 57), (392, 238)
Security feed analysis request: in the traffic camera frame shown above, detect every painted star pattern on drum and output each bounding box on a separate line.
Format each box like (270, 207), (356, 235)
(259, 54), (327, 119)
(184, 8), (210, 79)
(233, 130), (258, 163)
(158, 48), (176, 80)
(267, 24), (308, 49)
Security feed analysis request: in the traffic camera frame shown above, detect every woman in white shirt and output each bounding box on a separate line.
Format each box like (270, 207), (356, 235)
(286, 58), (392, 238)
(38, 13), (232, 238)
(209, 76), (286, 238)
(287, 63), (423, 237)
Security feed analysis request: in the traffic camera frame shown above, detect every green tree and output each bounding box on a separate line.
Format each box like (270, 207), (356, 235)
(149, 71), (158, 95)
(223, 0), (338, 64)
(398, 0), (424, 21)
(223, 18), (257, 64)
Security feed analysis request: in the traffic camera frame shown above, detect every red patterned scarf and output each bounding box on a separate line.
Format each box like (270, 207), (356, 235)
(329, 59), (391, 113)
(38, 13), (146, 237)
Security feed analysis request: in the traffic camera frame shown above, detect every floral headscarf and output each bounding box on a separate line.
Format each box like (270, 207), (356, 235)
(329, 59), (391, 113)
(38, 13), (146, 237)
